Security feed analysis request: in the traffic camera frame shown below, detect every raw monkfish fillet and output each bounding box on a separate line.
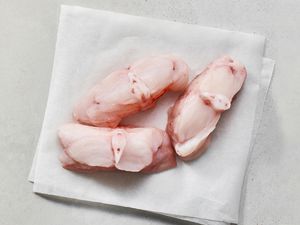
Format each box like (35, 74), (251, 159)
(58, 123), (176, 173)
(167, 56), (247, 160)
(74, 55), (190, 127)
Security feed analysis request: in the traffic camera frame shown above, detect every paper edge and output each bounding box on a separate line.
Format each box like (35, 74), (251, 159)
(28, 5), (65, 182)
(237, 58), (275, 224)
(61, 5), (266, 43)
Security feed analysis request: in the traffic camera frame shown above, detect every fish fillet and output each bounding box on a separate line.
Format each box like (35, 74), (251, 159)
(74, 55), (190, 127)
(58, 123), (176, 173)
(167, 56), (247, 160)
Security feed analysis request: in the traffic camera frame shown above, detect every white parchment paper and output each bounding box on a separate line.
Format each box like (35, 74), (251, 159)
(29, 5), (273, 225)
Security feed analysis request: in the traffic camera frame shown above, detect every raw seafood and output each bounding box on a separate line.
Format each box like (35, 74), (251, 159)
(73, 55), (189, 127)
(58, 123), (176, 173)
(167, 56), (247, 160)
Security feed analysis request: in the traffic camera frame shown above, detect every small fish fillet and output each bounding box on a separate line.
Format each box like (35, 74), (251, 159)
(167, 56), (247, 160)
(58, 123), (176, 173)
(73, 55), (190, 127)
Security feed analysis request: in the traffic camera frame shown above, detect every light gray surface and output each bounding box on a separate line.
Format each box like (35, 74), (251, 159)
(0, 1), (299, 225)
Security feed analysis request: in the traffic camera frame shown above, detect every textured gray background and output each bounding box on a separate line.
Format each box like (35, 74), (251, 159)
(0, 1), (299, 225)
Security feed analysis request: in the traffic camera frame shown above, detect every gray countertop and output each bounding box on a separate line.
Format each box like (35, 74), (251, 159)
(1, 1), (299, 225)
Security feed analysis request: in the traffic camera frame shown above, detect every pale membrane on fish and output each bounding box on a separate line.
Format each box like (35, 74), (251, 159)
(58, 124), (176, 173)
(73, 55), (190, 127)
(167, 56), (247, 160)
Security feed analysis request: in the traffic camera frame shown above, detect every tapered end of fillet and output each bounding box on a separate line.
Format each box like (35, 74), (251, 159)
(72, 94), (96, 126)
(58, 124), (115, 171)
(58, 123), (109, 148)
(142, 131), (177, 173)
(167, 56), (190, 91)
(73, 100), (121, 128)
(59, 151), (94, 172)
(59, 151), (112, 172)
(218, 55), (247, 76)
(175, 136), (211, 161)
